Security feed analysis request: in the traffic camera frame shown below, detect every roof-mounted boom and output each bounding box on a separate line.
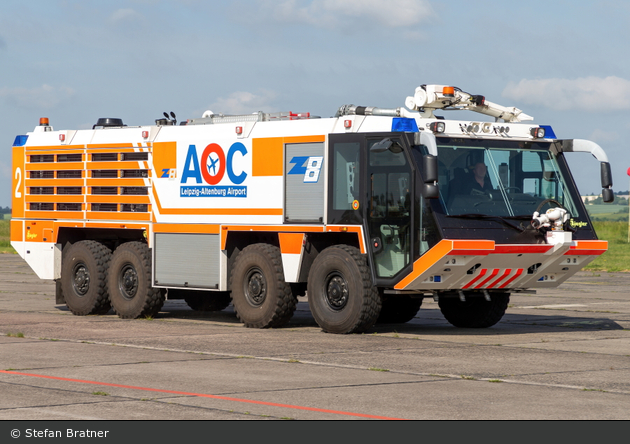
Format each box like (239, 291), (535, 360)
(405, 85), (534, 123)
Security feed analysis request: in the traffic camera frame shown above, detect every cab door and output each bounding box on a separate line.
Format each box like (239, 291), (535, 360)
(327, 133), (415, 283)
(366, 136), (414, 279)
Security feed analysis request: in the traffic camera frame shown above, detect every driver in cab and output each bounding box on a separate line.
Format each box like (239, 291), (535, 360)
(468, 162), (494, 194)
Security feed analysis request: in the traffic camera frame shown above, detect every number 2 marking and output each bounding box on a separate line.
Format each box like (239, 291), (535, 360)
(14, 167), (22, 198)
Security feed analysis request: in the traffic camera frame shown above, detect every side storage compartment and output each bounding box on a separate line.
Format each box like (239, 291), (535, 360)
(154, 233), (221, 289)
(285, 142), (325, 222)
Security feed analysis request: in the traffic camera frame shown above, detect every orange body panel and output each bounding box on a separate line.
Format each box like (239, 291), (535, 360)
(252, 138), (284, 176)
(10, 220), (23, 242)
(24, 220), (56, 243)
(152, 142), (177, 175)
(279, 233), (306, 255)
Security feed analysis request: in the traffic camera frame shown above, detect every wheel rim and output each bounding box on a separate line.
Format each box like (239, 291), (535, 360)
(244, 268), (266, 306)
(324, 272), (349, 311)
(72, 262), (90, 297)
(118, 263), (139, 300)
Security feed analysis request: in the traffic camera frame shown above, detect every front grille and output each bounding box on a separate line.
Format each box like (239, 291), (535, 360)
(121, 170), (149, 178)
(57, 154), (82, 162)
(57, 203), (82, 211)
(92, 170), (118, 178)
(91, 203), (117, 212)
(121, 152), (149, 161)
(30, 171), (55, 179)
(29, 203), (54, 211)
(91, 187), (118, 195)
(29, 187), (54, 195)
(29, 155), (54, 163)
(121, 204), (148, 212)
(57, 187), (82, 195)
(92, 153), (118, 162)
(57, 170), (82, 178)
(121, 187), (148, 195)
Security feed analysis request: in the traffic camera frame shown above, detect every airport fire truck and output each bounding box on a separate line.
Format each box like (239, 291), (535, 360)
(10, 84), (613, 334)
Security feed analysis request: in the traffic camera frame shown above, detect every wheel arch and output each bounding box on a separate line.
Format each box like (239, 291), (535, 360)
(223, 230), (363, 290)
(58, 227), (147, 254)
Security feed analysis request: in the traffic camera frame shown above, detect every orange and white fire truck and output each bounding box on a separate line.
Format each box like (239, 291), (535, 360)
(11, 84), (613, 333)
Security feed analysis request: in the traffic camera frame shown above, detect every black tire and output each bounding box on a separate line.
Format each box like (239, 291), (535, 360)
(61, 240), (112, 316)
(183, 291), (231, 312)
(108, 242), (165, 319)
(438, 292), (510, 328)
(377, 294), (422, 324)
(307, 245), (381, 334)
(229, 243), (296, 328)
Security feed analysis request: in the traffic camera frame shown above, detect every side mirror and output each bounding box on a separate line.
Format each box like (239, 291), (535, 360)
(423, 154), (438, 183)
(370, 138), (392, 153)
(602, 188), (614, 203)
(601, 162), (614, 202)
(601, 162), (613, 188)
(371, 138), (403, 154)
(423, 183), (439, 199)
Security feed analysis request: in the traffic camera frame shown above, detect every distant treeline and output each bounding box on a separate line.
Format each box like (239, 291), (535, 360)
(0, 207), (10, 214)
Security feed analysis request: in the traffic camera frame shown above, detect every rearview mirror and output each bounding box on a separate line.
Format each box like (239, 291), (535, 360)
(371, 138), (403, 154)
(602, 188), (614, 203)
(423, 154), (438, 183)
(423, 183), (439, 199)
(601, 162), (613, 188)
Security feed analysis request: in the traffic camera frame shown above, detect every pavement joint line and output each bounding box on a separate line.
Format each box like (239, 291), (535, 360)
(0, 370), (407, 420)
(0, 382), (295, 421)
(3, 334), (629, 396)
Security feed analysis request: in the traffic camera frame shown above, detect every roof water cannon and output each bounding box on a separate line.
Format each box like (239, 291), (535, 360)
(530, 200), (574, 245)
(531, 207), (570, 231)
(405, 85), (534, 123)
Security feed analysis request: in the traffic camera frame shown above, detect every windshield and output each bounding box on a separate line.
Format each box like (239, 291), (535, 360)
(437, 142), (581, 219)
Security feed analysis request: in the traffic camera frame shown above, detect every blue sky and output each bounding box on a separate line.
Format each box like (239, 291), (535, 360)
(1, 0), (629, 208)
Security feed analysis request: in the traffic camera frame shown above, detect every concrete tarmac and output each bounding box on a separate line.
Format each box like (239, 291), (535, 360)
(1, 254), (629, 421)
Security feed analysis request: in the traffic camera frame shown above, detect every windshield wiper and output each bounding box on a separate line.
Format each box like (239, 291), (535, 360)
(446, 214), (528, 232)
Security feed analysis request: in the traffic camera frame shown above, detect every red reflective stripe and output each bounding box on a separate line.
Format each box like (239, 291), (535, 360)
(474, 268), (500, 289)
(462, 268), (487, 289)
(486, 269), (513, 288)
(499, 268), (524, 289)
(494, 245), (553, 254)
(565, 249), (606, 256)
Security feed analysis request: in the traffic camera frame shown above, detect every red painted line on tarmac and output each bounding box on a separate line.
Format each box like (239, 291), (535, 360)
(0, 370), (406, 420)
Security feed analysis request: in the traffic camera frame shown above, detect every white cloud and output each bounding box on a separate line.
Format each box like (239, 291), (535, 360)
(0, 84), (75, 110)
(110, 9), (143, 24)
(587, 128), (619, 145)
(502, 76), (630, 111)
(253, 0), (434, 29)
(206, 90), (277, 115)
